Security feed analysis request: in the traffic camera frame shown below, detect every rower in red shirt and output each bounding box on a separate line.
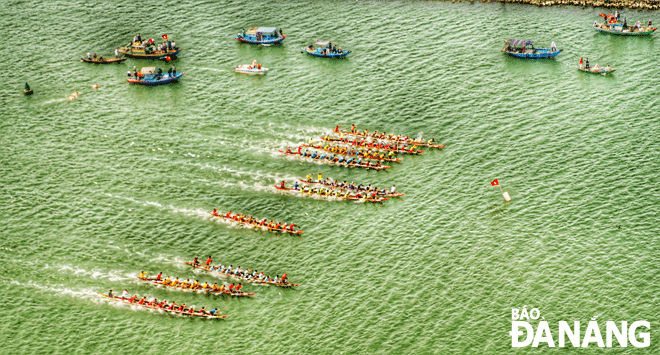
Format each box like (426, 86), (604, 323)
(206, 256), (212, 266)
(225, 211), (232, 218)
(228, 283), (235, 292)
(236, 283), (243, 293)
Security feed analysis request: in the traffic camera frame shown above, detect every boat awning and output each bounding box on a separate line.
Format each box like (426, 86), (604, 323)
(140, 67), (156, 74)
(506, 39), (533, 46)
(315, 39), (330, 46)
(256, 27), (277, 33)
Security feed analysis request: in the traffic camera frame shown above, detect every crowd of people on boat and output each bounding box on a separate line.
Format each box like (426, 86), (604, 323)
(594, 12), (653, 32)
(578, 57), (612, 72)
(284, 146), (387, 169)
(191, 257), (292, 285)
(129, 33), (178, 55)
(308, 41), (345, 55)
(127, 65), (177, 81)
(281, 180), (388, 201)
(305, 142), (399, 161)
(336, 125), (441, 148)
(302, 174), (399, 196)
(107, 289), (220, 317)
(211, 209), (300, 232)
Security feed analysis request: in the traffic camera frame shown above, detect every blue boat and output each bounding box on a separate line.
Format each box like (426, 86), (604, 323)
(127, 67), (184, 86)
(235, 27), (285, 45)
(303, 40), (351, 58)
(502, 39), (562, 59)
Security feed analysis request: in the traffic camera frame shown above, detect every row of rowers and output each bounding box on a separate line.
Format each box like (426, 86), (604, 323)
(303, 173), (399, 194)
(336, 124), (439, 144)
(191, 256), (291, 284)
(109, 289), (220, 316)
(212, 209), (300, 232)
(284, 146), (387, 167)
(307, 141), (399, 158)
(138, 271), (247, 293)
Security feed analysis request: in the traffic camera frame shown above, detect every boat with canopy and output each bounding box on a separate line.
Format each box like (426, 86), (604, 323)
(501, 39), (562, 59)
(235, 27), (285, 45)
(303, 40), (351, 58)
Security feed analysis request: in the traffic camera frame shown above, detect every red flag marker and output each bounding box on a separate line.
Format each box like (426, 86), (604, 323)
(162, 34), (168, 40)
(490, 179), (499, 186)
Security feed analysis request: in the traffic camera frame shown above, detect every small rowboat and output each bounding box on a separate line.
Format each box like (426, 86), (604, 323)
(301, 144), (402, 162)
(502, 39), (562, 59)
(184, 261), (300, 288)
(577, 65), (616, 74)
(298, 178), (405, 197)
(333, 126), (445, 149)
(275, 184), (389, 203)
(23, 89), (33, 95)
(234, 63), (268, 75)
(319, 137), (424, 155)
(98, 293), (227, 319)
(138, 276), (255, 297)
(81, 57), (127, 64)
(210, 211), (304, 234)
(279, 149), (390, 169)
(127, 67), (184, 86)
(235, 27), (285, 45)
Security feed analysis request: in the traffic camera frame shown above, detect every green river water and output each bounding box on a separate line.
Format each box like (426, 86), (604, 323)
(1, 0), (659, 354)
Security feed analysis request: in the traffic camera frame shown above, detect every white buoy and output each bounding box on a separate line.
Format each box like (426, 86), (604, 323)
(503, 191), (512, 202)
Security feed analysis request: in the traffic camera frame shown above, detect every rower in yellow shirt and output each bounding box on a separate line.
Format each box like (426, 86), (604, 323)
(138, 271), (148, 279)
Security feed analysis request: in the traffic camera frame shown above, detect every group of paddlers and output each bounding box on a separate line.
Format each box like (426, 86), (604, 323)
(336, 125), (438, 145)
(320, 136), (420, 154)
(191, 257), (290, 284)
(305, 142), (399, 161)
(211, 209), (299, 232)
(138, 271), (246, 294)
(302, 174), (399, 196)
(284, 147), (387, 168)
(107, 289), (220, 316)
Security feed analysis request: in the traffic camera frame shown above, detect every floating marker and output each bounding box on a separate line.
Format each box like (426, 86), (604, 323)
(503, 191), (512, 202)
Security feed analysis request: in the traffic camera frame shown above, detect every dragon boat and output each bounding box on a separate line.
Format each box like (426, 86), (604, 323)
(577, 65), (616, 74)
(98, 293), (226, 319)
(118, 37), (182, 59)
(298, 178), (404, 197)
(319, 137), (423, 155)
(303, 40), (351, 58)
(210, 210), (304, 234)
(301, 144), (402, 162)
(127, 67), (184, 86)
(184, 261), (299, 288)
(279, 149), (390, 170)
(137, 275), (255, 297)
(235, 27), (285, 45)
(333, 126), (445, 149)
(81, 57), (126, 64)
(275, 183), (389, 203)
(501, 39), (562, 59)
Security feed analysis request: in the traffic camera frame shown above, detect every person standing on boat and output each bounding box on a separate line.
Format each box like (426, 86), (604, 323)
(115, 49), (118, 58)
(137, 33), (142, 42)
(87, 52), (91, 60)
(172, 65), (176, 75)
(649, 19), (653, 27)
(585, 58), (590, 69)
(127, 70), (132, 78)
(206, 256), (212, 267)
(551, 41), (557, 52)
(579, 57), (583, 68)
(279, 28), (283, 37)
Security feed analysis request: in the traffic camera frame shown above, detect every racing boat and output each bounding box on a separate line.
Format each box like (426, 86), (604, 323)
(318, 137), (423, 155)
(332, 125), (445, 149)
(138, 275), (255, 297)
(98, 293), (226, 319)
(275, 183), (389, 203)
(298, 178), (404, 197)
(184, 261), (299, 288)
(301, 143), (402, 162)
(210, 210), (304, 234)
(279, 149), (390, 170)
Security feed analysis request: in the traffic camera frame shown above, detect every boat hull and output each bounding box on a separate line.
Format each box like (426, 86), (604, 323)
(234, 65), (268, 75)
(303, 48), (351, 58)
(23, 89), (33, 95)
(577, 66), (616, 74)
(81, 57), (127, 64)
(235, 35), (286, 45)
(593, 26), (657, 36)
(118, 48), (182, 59)
(503, 48), (562, 59)
(127, 72), (184, 86)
